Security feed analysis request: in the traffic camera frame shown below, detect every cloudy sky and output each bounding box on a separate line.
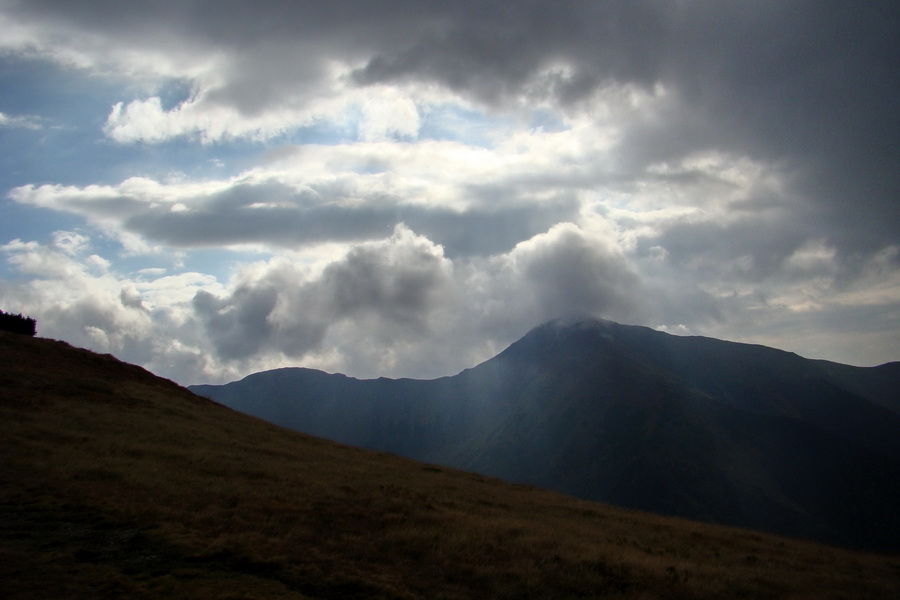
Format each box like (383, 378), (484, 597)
(1, 1), (898, 385)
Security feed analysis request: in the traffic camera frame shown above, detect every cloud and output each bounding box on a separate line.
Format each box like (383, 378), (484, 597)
(0, 111), (42, 129)
(8, 134), (588, 257)
(0, 220), (648, 382)
(1, 1), (898, 382)
(357, 87), (421, 142)
(51, 230), (90, 256)
(5, 2), (896, 238)
(321, 224), (452, 320)
(192, 224), (453, 362)
(102, 85), (362, 144)
(508, 223), (642, 322)
(0, 231), (227, 380)
(1, 235), (150, 352)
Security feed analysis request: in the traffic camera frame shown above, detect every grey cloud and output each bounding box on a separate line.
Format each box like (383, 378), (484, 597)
(352, 1), (668, 104)
(123, 180), (578, 257)
(352, 2), (899, 249)
(322, 238), (450, 323)
(30, 293), (156, 368)
(446, 224), (646, 339)
(12, 1), (898, 242)
(635, 209), (876, 292)
(409, 201), (577, 258)
(637, 217), (802, 281)
(119, 286), (147, 311)
(193, 286), (279, 360)
(519, 226), (642, 322)
(191, 226), (452, 363)
(125, 182), (398, 248)
(188, 222), (650, 376)
(8, 0), (433, 116)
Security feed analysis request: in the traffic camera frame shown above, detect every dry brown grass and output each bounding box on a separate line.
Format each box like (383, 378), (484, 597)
(2, 331), (899, 599)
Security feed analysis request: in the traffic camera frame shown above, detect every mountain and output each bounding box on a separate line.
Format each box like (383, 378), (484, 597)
(8, 333), (900, 598)
(191, 318), (900, 553)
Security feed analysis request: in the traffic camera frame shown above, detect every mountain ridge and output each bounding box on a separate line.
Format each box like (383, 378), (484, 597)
(192, 317), (900, 552)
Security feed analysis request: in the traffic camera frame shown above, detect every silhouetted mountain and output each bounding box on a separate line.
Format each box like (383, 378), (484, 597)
(191, 318), (900, 552)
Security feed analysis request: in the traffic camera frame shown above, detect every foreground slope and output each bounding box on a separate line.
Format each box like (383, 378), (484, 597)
(192, 318), (900, 552)
(3, 332), (900, 599)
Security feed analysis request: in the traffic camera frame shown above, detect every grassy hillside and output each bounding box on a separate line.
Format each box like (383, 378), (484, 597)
(2, 332), (899, 599)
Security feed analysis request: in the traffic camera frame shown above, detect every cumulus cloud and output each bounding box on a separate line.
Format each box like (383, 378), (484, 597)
(1, 234), (166, 366)
(519, 225), (641, 319)
(192, 224), (452, 361)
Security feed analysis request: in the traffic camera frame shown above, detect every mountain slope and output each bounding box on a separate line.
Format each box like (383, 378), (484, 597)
(192, 318), (900, 552)
(8, 332), (900, 598)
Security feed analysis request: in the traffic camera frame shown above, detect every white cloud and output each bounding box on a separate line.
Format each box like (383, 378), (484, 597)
(783, 240), (838, 276)
(104, 97), (184, 143)
(7, 125), (602, 253)
(51, 230), (90, 256)
(358, 87), (421, 141)
(102, 89), (353, 144)
(0, 233), (228, 382)
(0, 111), (41, 129)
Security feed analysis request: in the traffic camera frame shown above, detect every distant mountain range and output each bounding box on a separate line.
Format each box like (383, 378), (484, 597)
(190, 318), (900, 552)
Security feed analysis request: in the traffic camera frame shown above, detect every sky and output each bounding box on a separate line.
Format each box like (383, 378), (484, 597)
(1, 1), (898, 385)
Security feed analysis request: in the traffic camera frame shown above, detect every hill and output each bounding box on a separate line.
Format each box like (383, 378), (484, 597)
(191, 318), (900, 553)
(3, 331), (900, 598)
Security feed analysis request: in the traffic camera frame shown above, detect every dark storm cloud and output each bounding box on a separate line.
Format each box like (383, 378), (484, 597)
(352, 1), (669, 103)
(351, 1), (900, 246)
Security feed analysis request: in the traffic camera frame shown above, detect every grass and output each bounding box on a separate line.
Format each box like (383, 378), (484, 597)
(2, 331), (899, 599)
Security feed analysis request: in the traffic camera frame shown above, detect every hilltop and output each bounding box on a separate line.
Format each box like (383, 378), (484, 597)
(2, 330), (899, 599)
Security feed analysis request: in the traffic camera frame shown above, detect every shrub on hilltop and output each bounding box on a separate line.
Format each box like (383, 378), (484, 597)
(0, 310), (36, 336)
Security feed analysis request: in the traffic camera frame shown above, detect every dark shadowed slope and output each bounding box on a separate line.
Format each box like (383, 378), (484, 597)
(192, 318), (900, 552)
(8, 332), (900, 598)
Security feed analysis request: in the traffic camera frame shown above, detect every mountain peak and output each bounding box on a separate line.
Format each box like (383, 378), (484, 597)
(499, 316), (629, 363)
(535, 314), (618, 329)
(534, 315), (619, 333)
